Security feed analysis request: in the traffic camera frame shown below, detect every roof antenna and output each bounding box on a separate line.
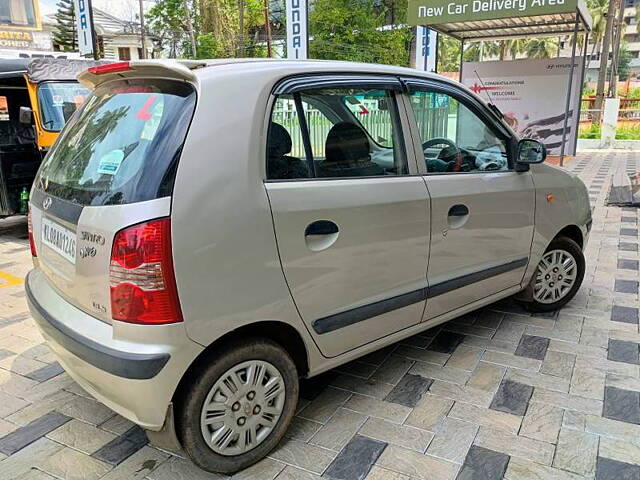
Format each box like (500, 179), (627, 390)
(474, 69), (493, 104)
(474, 69), (504, 119)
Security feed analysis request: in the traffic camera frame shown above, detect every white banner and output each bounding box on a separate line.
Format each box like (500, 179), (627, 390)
(286, 0), (308, 60)
(461, 58), (583, 156)
(415, 27), (437, 72)
(74, 0), (95, 57)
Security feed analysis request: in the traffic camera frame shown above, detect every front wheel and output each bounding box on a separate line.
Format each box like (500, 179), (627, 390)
(177, 338), (299, 474)
(525, 236), (585, 312)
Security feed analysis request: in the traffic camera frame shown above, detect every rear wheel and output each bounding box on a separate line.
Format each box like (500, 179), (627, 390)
(525, 236), (585, 312)
(177, 338), (298, 473)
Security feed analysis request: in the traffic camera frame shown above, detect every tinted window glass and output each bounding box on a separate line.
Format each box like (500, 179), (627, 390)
(410, 90), (509, 173)
(37, 82), (91, 132)
(36, 78), (196, 205)
(267, 87), (407, 180)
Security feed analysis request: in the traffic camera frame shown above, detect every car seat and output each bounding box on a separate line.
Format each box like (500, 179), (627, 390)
(267, 123), (309, 180)
(318, 122), (385, 178)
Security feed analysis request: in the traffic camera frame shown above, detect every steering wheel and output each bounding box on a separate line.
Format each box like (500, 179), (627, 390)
(423, 137), (466, 172)
(422, 137), (457, 151)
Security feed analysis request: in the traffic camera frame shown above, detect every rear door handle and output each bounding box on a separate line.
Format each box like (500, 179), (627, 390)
(448, 204), (469, 217)
(305, 220), (339, 236)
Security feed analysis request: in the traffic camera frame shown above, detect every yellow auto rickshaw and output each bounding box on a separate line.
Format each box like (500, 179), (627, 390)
(0, 58), (99, 217)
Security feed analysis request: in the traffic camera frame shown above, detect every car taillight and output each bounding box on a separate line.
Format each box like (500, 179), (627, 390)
(109, 218), (183, 324)
(28, 209), (37, 257)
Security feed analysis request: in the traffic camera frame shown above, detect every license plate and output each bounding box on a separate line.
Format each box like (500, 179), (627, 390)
(41, 218), (77, 264)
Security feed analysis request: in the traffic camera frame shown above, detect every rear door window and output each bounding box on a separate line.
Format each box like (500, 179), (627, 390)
(36, 78), (196, 206)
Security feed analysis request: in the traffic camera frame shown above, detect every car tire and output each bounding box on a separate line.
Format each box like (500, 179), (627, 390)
(524, 236), (585, 313)
(176, 338), (299, 474)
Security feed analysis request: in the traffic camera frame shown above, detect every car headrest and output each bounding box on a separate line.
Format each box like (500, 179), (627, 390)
(268, 123), (292, 157)
(325, 122), (370, 164)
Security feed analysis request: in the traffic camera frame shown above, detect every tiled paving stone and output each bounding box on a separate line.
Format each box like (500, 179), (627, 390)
(611, 305), (640, 324)
(427, 331), (466, 354)
(0, 411), (71, 455)
(323, 435), (386, 480)
(614, 279), (640, 294)
(489, 379), (533, 416)
(608, 339), (640, 365)
(455, 445), (510, 480)
(24, 363), (64, 383)
(91, 425), (148, 466)
(383, 373), (433, 408)
(622, 216), (638, 223)
(514, 335), (550, 360)
(619, 242), (639, 252)
(603, 386), (640, 425)
(618, 259), (640, 270)
(596, 457), (640, 480)
(620, 228), (639, 237)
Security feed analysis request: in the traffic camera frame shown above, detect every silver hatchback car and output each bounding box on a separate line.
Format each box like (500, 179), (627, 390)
(26, 59), (591, 473)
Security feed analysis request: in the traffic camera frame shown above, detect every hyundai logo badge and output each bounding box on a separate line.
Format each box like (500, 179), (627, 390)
(42, 197), (53, 210)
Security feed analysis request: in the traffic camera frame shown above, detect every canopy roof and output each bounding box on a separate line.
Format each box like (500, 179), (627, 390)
(407, 0), (592, 41)
(0, 58), (108, 82)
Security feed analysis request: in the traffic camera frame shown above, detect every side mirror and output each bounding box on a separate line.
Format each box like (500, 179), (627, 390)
(19, 106), (32, 125)
(517, 138), (546, 165)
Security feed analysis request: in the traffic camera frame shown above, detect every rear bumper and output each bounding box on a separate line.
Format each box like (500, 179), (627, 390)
(26, 276), (169, 380)
(25, 269), (203, 430)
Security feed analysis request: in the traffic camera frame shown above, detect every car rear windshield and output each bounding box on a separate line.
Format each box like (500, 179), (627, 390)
(35, 78), (196, 206)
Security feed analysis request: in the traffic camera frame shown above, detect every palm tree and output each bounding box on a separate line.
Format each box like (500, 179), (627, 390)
(588, 0), (609, 67)
(526, 37), (559, 59)
(507, 38), (528, 59)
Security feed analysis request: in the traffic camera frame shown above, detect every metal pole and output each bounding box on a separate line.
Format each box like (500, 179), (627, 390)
(239, 0), (245, 56)
(459, 38), (464, 82)
(138, 0), (146, 59)
(86, 0), (99, 60)
(560, 13), (580, 166)
(573, 30), (590, 156)
(608, 0), (626, 97)
(264, 0), (272, 58)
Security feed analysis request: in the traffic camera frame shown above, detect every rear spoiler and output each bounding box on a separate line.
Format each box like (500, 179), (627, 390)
(77, 59), (207, 89)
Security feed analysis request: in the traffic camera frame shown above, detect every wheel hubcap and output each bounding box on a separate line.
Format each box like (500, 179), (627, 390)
(533, 249), (577, 304)
(200, 360), (286, 456)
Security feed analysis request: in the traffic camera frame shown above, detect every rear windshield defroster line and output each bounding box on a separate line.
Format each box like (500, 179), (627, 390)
(35, 78), (197, 206)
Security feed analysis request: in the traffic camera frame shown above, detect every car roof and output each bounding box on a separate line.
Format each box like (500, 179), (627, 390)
(191, 58), (461, 88)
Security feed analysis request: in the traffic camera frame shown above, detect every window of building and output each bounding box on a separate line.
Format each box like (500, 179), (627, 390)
(118, 47), (131, 61)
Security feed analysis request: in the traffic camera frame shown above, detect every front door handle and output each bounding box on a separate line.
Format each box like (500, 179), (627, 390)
(448, 204), (469, 217)
(305, 220), (339, 236)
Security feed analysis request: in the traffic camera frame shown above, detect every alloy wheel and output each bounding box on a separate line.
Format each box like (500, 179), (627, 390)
(200, 360), (286, 456)
(533, 249), (578, 304)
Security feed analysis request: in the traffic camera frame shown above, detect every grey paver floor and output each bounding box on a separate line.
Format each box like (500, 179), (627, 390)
(0, 152), (638, 479)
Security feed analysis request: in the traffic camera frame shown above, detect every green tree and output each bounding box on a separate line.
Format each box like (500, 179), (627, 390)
(147, 0), (194, 57)
(617, 42), (632, 81)
(525, 37), (559, 59)
(309, 0), (412, 66)
(53, 0), (76, 52)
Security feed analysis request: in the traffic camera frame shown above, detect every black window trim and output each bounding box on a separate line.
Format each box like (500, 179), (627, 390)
(273, 73), (403, 95)
(266, 74), (412, 182)
(401, 77), (518, 174)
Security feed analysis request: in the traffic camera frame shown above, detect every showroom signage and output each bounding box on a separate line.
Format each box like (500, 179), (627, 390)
(415, 27), (437, 72)
(461, 57), (582, 155)
(286, 0), (308, 59)
(408, 0), (577, 24)
(73, 0), (97, 58)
